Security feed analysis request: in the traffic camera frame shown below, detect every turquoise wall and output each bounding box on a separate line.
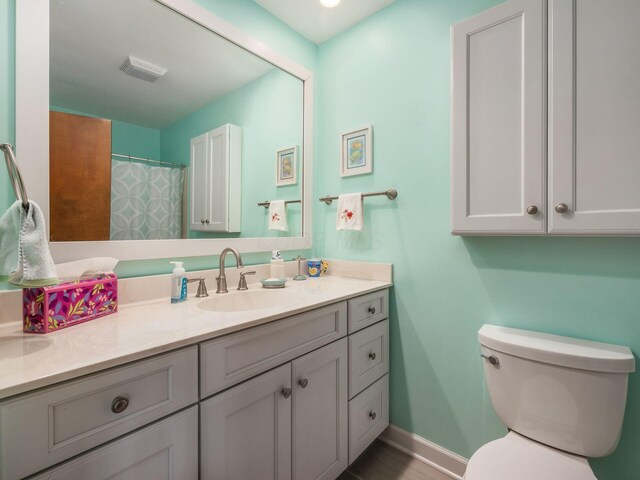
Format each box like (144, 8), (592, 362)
(313, 1), (640, 478)
(161, 69), (303, 238)
(111, 121), (161, 160)
(0, 0), (15, 212)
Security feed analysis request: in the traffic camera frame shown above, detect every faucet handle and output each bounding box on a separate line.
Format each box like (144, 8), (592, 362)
(187, 277), (209, 298)
(237, 271), (256, 291)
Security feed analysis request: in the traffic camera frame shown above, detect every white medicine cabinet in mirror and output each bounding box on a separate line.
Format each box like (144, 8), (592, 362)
(16, 0), (313, 262)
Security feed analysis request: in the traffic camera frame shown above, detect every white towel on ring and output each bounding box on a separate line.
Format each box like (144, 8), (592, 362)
(0, 200), (58, 287)
(336, 193), (363, 231)
(268, 200), (288, 231)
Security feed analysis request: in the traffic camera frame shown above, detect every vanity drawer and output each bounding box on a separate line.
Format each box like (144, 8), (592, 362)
(348, 374), (389, 465)
(0, 346), (198, 480)
(347, 290), (389, 333)
(200, 301), (347, 398)
(30, 406), (198, 480)
(349, 319), (389, 398)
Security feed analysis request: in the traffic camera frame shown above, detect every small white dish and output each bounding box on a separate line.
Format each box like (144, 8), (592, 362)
(260, 278), (287, 289)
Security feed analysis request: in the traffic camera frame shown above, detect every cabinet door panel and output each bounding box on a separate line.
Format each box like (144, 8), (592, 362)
(201, 363), (292, 480)
(190, 132), (209, 231)
(31, 407), (198, 480)
(549, 0), (640, 233)
(292, 339), (348, 480)
(207, 125), (229, 231)
(451, 0), (545, 234)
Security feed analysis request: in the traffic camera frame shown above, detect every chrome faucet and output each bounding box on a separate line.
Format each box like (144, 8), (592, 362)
(216, 247), (243, 294)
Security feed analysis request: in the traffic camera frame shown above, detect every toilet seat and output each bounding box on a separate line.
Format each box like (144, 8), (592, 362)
(464, 431), (597, 480)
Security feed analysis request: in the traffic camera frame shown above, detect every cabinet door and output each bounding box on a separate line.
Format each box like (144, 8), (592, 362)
(292, 338), (348, 480)
(206, 125), (229, 232)
(549, 0), (640, 234)
(451, 0), (546, 234)
(31, 407), (198, 480)
(190, 132), (209, 231)
(201, 363), (292, 480)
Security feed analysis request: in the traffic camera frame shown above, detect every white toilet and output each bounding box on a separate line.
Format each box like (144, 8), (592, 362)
(465, 324), (636, 480)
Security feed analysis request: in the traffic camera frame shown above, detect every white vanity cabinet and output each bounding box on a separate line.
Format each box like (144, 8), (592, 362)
(199, 289), (389, 479)
(451, 0), (640, 235)
(190, 123), (242, 233)
(0, 288), (390, 480)
(200, 340), (349, 480)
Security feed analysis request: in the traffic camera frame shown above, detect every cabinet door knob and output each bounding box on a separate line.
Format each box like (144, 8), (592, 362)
(298, 378), (309, 389)
(111, 396), (130, 414)
(369, 411), (377, 420)
(368, 306), (376, 315)
(368, 352), (377, 360)
(281, 387), (292, 399)
(205, 219), (210, 224)
(555, 203), (569, 214)
(200, 219), (205, 224)
(526, 205), (538, 215)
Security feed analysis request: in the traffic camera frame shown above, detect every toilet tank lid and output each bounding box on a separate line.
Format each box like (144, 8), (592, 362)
(479, 325), (635, 373)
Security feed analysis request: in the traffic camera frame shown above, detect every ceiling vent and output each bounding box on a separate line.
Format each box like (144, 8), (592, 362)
(119, 56), (167, 82)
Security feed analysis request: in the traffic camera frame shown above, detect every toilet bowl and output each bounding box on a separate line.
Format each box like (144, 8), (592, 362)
(465, 324), (635, 480)
(463, 431), (596, 480)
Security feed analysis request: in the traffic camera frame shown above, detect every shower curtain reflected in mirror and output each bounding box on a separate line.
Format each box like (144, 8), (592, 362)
(110, 160), (185, 240)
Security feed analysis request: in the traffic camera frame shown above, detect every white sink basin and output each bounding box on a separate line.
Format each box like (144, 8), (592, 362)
(197, 288), (299, 312)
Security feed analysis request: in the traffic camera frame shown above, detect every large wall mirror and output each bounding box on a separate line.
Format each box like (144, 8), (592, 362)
(16, 0), (313, 262)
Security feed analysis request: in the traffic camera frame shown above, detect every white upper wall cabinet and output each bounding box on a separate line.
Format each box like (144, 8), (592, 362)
(451, 0), (546, 235)
(190, 124), (242, 233)
(452, 0), (640, 235)
(548, 0), (640, 234)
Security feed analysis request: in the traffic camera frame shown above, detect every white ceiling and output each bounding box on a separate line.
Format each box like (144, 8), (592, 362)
(50, 0), (283, 129)
(254, 0), (396, 44)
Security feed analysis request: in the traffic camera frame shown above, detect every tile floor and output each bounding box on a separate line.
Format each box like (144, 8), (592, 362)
(338, 440), (453, 480)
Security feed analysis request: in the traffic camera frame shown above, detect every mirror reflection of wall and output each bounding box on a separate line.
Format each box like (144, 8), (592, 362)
(49, 0), (303, 242)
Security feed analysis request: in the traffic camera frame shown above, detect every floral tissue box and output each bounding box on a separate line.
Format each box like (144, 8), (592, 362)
(23, 273), (118, 334)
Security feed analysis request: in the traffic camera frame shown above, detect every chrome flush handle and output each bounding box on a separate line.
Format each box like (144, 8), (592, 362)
(480, 354), (499, 366)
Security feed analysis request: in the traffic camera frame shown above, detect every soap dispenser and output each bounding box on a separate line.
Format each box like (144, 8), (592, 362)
(170, 261), (187, 303)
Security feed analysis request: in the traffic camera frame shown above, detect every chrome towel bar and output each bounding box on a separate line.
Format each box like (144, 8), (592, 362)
(258, 199), (302, 209)
(319, 188), (398, 205)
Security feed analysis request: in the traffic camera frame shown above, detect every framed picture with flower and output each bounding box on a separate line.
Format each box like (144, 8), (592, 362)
(276, 146), (298, 186)
(341, 125), (373, 177)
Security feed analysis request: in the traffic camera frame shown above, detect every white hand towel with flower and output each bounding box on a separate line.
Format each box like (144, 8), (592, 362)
(336, 193), (364, 231)
(268, 200), (288, 231)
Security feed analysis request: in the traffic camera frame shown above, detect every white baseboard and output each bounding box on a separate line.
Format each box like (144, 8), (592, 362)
(379, 424), (468, 480)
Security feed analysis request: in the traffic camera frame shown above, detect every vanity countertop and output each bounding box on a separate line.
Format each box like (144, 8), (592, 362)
(0, 276), (391, 400)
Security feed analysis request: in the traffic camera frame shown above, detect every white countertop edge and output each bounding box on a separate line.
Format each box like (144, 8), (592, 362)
(0, 278), (392, 400)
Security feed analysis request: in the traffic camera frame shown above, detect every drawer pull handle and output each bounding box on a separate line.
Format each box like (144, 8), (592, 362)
(369, 411), (377, 420)
(111, 396), (130, 414)
(368, 352), (377, 360)
(368, 306), (376, 315)
(298, 378), (309, 389)
(281, 387), (292, 399)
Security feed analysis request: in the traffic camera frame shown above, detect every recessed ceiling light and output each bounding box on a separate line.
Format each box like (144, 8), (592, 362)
(320, 0), (341, 8)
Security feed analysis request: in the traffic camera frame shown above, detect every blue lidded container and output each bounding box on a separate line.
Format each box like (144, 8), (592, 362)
(307, 259), (321, 277)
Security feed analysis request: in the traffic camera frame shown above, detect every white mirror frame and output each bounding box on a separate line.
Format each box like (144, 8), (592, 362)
(16, 0), (313, 263)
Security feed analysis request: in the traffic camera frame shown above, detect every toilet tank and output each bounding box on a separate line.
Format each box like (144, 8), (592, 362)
(479, 324), (635, 458)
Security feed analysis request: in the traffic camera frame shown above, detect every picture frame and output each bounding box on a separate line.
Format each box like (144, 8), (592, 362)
(341, 125), (373, 177)
(276, 146), (297, 186)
